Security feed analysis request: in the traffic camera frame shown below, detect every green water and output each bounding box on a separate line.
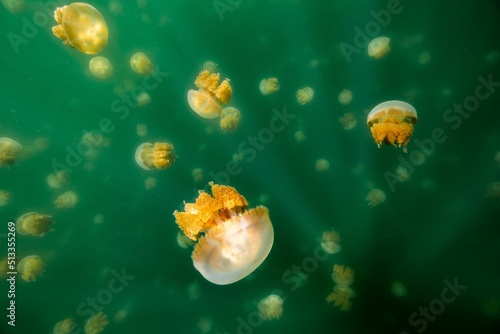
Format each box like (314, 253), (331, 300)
(1, 0), (500, 333)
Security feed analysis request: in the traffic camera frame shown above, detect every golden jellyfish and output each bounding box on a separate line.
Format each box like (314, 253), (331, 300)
(315, 158), (330, 172)
(89, 56), (113, 79)
(259, 77), (280, 95)
(84, 312), (108, 334)
(365, 188), (386, 207)
(134, 142), (175, 170)
(296, 87), (314, 105)
(326, 285), (356, 311)
(187, 70), (233, 119)
(332, 264), (355, 286)
(53, 318), (78, 334)
(54, 191), (78, 209)
(0, 190), (11, 207)
(321, 229), (342, 255)
(368, 36), (391, 58)
(52, 3), (109, 54)
(0, 137), (22, 167)
(258, 294), (284, 320)
(338, 113), (357, 130)
(367, 100), (418, 152)
(47, 170), (69, 189)
(130, 52), (153, 75)
(16, 212), (54, 237)
(173, 182), (274, 285)
(136, 92), (151, 107)
(17, 255), (44, 282)
(220, 107), (241, 132)
(294, 130), (306, 142)
(338, 89), (353, 105)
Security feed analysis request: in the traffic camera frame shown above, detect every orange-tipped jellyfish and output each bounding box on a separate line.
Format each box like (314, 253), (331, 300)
(187, 70), (232, 119)
(134, 142), (175, 170)
(173, 182), (274, 285)
(367, 100), (418, 152)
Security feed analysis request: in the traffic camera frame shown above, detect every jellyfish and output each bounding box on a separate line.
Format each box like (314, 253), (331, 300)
(130, 52), (153, 75)
(259, 78), (280, 95)
(93, 214), (104, 224)
(136, 124), (148, 137)
(52, 3), (108, 54)
(187, 70), (232, 119)
(89, 56), (113, 79)
(338, 113), (357, 130)
(192, 168), (204, 182)
(17, 255), (44, 282)
(220, 107), (241, 132)
(368, 37), (390, 58)
(338, 89), (353, 105)
(173, 182), (274, 285)
(0, 257), (9, 278)
(366, 100), (418, 152)
(390, 280), (408, 297)
(177, 231), (195, 249)
(365, 188), (386, 207)
(326, 285), (356, 311)
(54, 191), (78, 209)
(0, 190), (11, 207)
(53, 318), (78, 334)
(320, 229), (342, 255)
(47, 171), (69, 189)
(16, 212), (54, 236)
(84, 312), (108, 334)
(315, 159), (330, 172)
(202, 60), (217, 73)
(134, 142), (175, 170)
(296, 87), (314, 105)
(0, 137), (22, 167)
(332, 264), (355, 286)
(136, 92), (151, 107)
(144, 177), (157, 190)
(294, 131), (306, 142)
(258, 294), (284, 320)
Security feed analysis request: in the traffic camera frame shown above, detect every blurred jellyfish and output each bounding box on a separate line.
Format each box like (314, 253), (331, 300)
(321, 229), (342, 254)
(16, 212), (54, 236)
(390, 280), (407, 297)
(258, 294), (284, 320)
(365, 188), (386, 207)
(197, 317), (213, 333)
(394, 165), (411, 183)
(47, 171), (70, 189)
(52, 3), (108, 54)
(93, 214), (104, 224)
(177, 231), (195, 249)
(84, 312), (108, 334)
(135, 142), (175, 170)
(136, 124), (148, 137)
(486, 182), (500, 201)
(332, 264), (355, 286)
(294, 131), (306, 142)
(54, 191), (78, 209)
(368, 37), (390, 58)
(0, 257), (9, 278)
(0, 190), (11, 207)
(187, 70), (232, 119)
(173, 182), (274, 285)
(315, 159), (330, 172)
(296, 87), (314, 105)
(89, 56), (113, 79)
(130, 52), (153, 75)
(259, 77), (280, 95)
(145, 177), (157, 190)
(202, 60), (217, 73)
(338, 113), (357, 130)
(192, 168), (204, 182)
(0, 137), (22, 167)
(338, 89), (353, 105)
(17, 255), (44, 282)
(52, 318), (78, 334)
(136, 91), (151, 107)
(220, 107), (241, 132)
(326, 285), (356, 311)
(418, 51), (431, 65)
(108, 0), (122, 14)
(1, 0), (26, 13)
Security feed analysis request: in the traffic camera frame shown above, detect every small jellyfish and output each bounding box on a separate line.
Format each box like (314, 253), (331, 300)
(173, 182), (274, 285)
(338, 89), (353, 105)
(177, 231), (195, 249)
(258, 294), (284, 320)
(338, 113), (357, 130)
(54, 191), (78, 209)
(134, 142), (175, 170)
(321, 229), (342, 255)
(332, 264), (355, 286)
(89, 56), (113, 79)
(145, 177), (157, 190)
(93, 214), (104, 224)
(0, 190), (11, 207)
(365, 188), (386, 207)
(130, 52), (153, 75)
(17, 255), (44, 282)
(0, 137), (22, 167)
(84, 312), (108, 334)
(326, 285), (356, 311)
(294, 131), (306, 142)
(366, 100), (418, 152)
(368, 37), (390, 58)
(52, 3), (108, 54)
(315, 158), (330, 172)
(47, 171), (70, 189)
(197, 316), (213, 333)
(136, 92), (151, 107)
(53, 318), (78, 334)
(390, 280), (407, 297)
(136, 124), (148, 137)
(296, 87), (314, 105)
(187, 70), (233, 119)
(220, 107), (241, 132)
(192, 168), (204, 182)
(16, 212), (54, 237)
(259, 77), (280, 95)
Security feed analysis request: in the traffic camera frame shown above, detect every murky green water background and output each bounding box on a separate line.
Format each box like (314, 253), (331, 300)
(1, 0), (500, 333)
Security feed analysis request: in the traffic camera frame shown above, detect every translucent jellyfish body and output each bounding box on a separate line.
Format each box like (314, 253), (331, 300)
(134, 142), (175, 170)
(367, 100), (418, 152)
(296, 87), (314, 105)
(53, 318), (78, 334)
(259, 77), (280, 95)
(187, 70), (232, 119)
(326, 285), (356, 311)
(220, 107), (241, 132)
(0, 137), (22, 167)
(365, 188), (386, 207)
(258, 294), (284, 320)
(332, 264), (355, 286)
(130, 52), (153, 75)
(84, 312), (108, 334)
(0, 190), (11, 207)
(17, 255), (44, 282)
(320, 229), (342, 254)
(368, 37), (390, 58)
(52, 3), (109, 54)
(338, 113), (357, 130)
(338, 89), (353, 105)
(89, 56), (113, 79)
(54, 191), (78, 209)
(16, 212), (54, 236)
(173, 182), (274, 285)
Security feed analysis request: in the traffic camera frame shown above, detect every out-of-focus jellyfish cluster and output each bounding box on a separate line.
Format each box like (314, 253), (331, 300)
(296, 87), (314, 105)
(367, 100), (418, 152)
(84, 312), (108, 334)
(16, 212), (54, 237)
(54, 191), (78, 209)
(258, 294), (284, 320)
(134, 142), (175, 170)
(368, 37), (391, 58)
(17, 255), (45, 282)
(144, 177), (157, 190)
(0, 137), (22, 167)
(320, 229), (342, 255)
(365, 188), (386, 207)
(326, 264), (356, 311)
(173, 182), (274, 285)
(259, 77), (280, 95)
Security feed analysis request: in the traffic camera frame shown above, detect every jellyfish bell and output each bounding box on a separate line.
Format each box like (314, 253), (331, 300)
(52, 2), (109, 54)
(89, 56), (113, 79)
(130, 52), (153, 75)
(0, 137), (22, 167)
(368, 37), (390, 58)
(187, 89), (221, 119)
(367, 100), (418, 152)
(134, 142), (175, 170)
